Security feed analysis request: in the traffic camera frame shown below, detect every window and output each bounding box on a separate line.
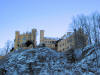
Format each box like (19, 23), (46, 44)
(60, 44), (62, 47)
(63, 43), (64, 46)
(18, 38), (20, 40)
(52, 41), (55, 43)
(22, 37), (26, 43)
(50, 41), (51, 43)
(67, 38), (72, 43)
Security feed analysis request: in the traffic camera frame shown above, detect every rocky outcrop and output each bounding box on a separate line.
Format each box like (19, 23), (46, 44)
(0, 45), (100, 75)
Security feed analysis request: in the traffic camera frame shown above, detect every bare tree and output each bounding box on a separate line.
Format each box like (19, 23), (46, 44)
(73, 28), (87, 49)
(72, 15), (92, 45)
(5, 40), (14, 54)
(91, 12), (100, 45)
(71, 12), (100, 68)
(71, 12), (100, 46)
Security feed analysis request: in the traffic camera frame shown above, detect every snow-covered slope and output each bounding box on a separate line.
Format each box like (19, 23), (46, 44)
(0, 46), (100, 75)
(71, 45), (100, 75)
(0, 48), (68, 75)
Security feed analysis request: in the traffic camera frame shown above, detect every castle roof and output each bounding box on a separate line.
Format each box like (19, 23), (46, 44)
(44, 37), (59, 40)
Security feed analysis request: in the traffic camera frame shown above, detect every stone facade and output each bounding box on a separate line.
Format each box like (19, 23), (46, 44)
(58, 28), (88, 51)
(14, 28), (88, 52)
(57, 33), (74, 51)
(40, 28), (88, 52)
(40, 30), (58, 50)
(14, 29), (37, 49)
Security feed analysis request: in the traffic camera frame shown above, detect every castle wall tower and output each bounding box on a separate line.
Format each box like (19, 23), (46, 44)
(31, 29), (37, 47)
(40, 30), (44, 43)
(14, 31), (20, 49)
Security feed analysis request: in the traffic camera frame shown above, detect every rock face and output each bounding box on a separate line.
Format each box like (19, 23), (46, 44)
(0, 48), (67, 75)
(0, 46), (100, 75)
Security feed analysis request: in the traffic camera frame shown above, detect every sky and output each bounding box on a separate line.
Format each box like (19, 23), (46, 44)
(0, 0), (100, 48)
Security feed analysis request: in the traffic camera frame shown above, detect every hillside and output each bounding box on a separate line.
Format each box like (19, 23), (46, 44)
(0, 45), (100, 75)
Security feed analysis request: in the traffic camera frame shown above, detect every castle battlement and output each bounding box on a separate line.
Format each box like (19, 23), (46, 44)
(14, 29), (37, 49)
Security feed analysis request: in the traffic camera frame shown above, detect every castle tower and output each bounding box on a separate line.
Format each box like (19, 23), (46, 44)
(14, 31), (20, 49)
(40, 30), (44, 43)
(31, 29), (37, 47)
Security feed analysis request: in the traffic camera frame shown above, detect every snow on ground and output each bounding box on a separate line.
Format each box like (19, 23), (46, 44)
(0, 45), (100, 75)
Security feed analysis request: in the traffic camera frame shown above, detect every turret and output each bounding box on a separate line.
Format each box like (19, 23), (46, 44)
(14, 31), (20, 49)
(40, 30), (44, 43)
(31, 29), (37, 47)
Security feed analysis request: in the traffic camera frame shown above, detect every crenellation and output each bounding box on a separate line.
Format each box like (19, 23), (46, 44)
(14, 28), (37, 49)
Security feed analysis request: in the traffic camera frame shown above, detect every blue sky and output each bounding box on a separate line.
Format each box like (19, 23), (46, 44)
(0, 0), (100, 48)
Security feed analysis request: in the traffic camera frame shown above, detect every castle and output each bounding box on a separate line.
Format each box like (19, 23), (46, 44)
(14, 29), (37, 49)
(40, 30), (59, 50)
(14, 28), (88, 52)
(40, 28), (88, 51)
